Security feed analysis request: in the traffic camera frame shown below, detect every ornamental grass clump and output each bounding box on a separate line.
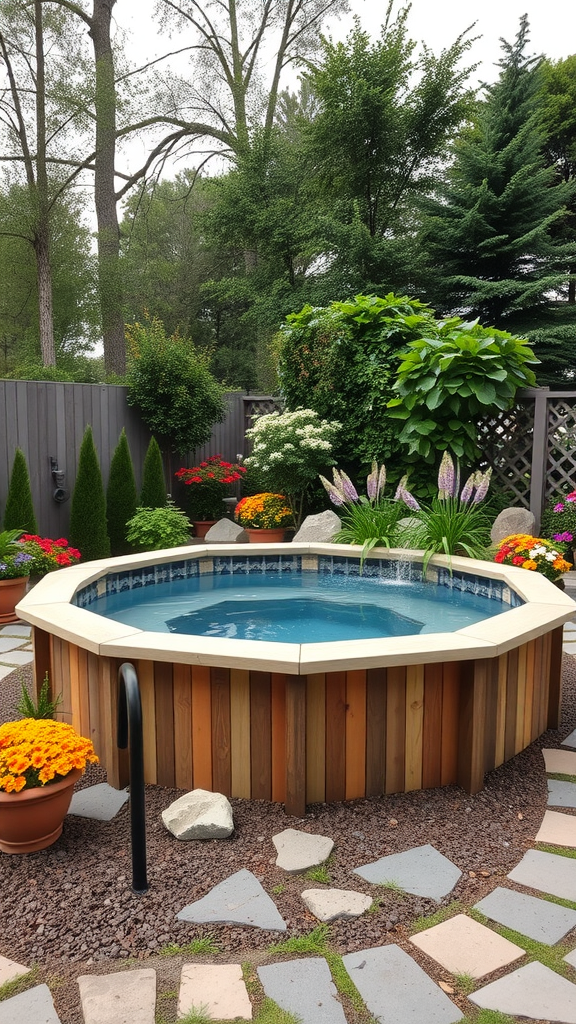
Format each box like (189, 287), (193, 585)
(320, 461), (404, 563)
(494, 534), (571, 581)
(234, 493), (293, 530)
(396, 452), (493, 573)
(0, 718), (98, 793)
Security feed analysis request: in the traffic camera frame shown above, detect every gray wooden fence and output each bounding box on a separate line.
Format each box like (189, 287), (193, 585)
(2, 380), (576, 538)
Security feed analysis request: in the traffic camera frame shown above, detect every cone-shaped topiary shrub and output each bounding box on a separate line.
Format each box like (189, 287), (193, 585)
(69, 426), (110, 561)
(3, 448), (38, 533)
(106, 428), (137, 556)
(140, 436), (166, 508)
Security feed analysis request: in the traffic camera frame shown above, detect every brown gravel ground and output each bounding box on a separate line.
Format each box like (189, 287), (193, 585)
(1, 656), (576, 1024)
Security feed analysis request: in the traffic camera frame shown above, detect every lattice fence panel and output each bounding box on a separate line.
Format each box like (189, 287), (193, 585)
(477, 403), (535, 509)
(545, 399), (576, 498)
(243, 396), (284, 436)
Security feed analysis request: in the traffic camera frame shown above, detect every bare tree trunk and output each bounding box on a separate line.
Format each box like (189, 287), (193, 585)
(91, 0), (125, 376)
(34, 0), (56, 366)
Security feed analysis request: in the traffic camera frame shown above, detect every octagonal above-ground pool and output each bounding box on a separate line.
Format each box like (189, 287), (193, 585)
(17, 543), (575, 815)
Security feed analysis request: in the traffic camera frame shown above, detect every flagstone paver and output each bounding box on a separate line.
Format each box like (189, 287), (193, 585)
(77, 969), (156, 1024)
(177, 869), (287, 930)
(272, 828), (334, 873)
(342, 944), (463, 1024)
(564, 948), (576, 969)
(563, 729), (576, 749)
(0, 954), (30, 985)
(0, 665), (13, 681)
(549, 779), (576, 808)
(508, 848), (576, 900)
(0, 637), (23, 653)
(544, 749), (576, 776)
(301, 888), (372, 921)
(0, 984), (61, 1024)
(536, 809), (576, 847)
(68, 783), (129, 821)
(474, 885), (576, 945)
(178, 964), (252, 1020)
(258, 957), (347, 1024)
(470, 960), (576, 1022)
(0, 624), (31, 637)
(409, 913), (524, 978)
(0, 649), (34, 665)
(353, 844), (462, 901)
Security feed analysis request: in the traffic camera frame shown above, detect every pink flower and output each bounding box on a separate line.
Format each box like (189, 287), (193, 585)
(554, 503), (565, 512)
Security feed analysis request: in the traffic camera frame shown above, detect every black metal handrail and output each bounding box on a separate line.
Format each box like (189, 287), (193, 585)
(117, 662), (148, 893)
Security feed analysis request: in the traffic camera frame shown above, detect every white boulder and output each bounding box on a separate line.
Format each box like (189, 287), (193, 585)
(162, 788), (234, 840)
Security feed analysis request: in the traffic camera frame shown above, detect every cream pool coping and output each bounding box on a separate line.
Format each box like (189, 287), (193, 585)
(16, 544), (576, 675)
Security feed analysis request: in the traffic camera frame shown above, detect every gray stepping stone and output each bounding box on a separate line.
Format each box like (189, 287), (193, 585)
(0, 624), (31, 636)
(474, 886), (576, 945)
(508, 849), (576, 901)
(563, 729), (576, 749)
(0, 984), (61, 1024)
(0, 650), (34, 665)
(353, 843), (461, 901)
(68, 783), (129, 821)
(470, 960), (576, 1022)
(0, 637), (23, 652)
(549, 780), (576, 807)
(564, 948), (576, 969)
(342, 945), (463, 1024)
(78, 969), (156, 1024)
(258, 957), (347, 1024)
(177, 869), (286, 931)
(272, 828), (334, 873)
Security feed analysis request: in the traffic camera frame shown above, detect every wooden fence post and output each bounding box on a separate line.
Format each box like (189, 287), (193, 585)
(530, 387), (549, 533)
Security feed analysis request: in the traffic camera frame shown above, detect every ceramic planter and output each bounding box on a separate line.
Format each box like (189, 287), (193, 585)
(0, 767), (82, 854)
(192, 520), (217, 540)
(0, 576), (29, 624)
(245, 528), (286, 543)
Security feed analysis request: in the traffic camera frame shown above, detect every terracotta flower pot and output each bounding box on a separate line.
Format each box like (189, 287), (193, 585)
(0, 767), (82, 854)
(0, 576), (29, 624)
(192, 520), (217, 540)
(246, 528), (286, 543)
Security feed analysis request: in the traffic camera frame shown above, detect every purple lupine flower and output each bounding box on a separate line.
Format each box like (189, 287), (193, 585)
(395, 476), (420, 511)
(366, 461), (378, 502)
(554, 503), (565, 512)
(437, 451), (456, 500)
(460, 473), (476, 503)
(319, 474), (345, 507)
(377, 463), (387, 502)
(473, 467), (492, 503)
(340, 471), (359, 503)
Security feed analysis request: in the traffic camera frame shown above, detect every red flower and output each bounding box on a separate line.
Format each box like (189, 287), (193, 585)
(494, 551), (506, 563)
(54, 538), (68, 547)
(512, 556), (524, 565)
(55, 553), (70, 565)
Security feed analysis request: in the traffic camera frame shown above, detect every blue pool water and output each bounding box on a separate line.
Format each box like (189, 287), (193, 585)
(91, 571), (504, 643)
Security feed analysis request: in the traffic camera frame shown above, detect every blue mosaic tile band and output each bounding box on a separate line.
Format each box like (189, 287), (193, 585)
(73, 553), (524, 608)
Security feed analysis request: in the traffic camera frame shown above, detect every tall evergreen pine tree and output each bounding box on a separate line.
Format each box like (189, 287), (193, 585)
(421, 16), (576, 385)
(3, 448), (38, 534)
(69, 426), (110, 561)
(140, 437), (166, 508)
(106, 428), (137, 556)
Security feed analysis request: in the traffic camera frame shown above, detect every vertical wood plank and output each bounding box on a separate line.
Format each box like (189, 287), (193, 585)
(271, 673), (287, 804)
(251, 672), (272, 800)
(77, 646), (90, 739)
(173, 664), (193, 790)
(32, 627), (52, 698)
(523, 640), (536, 748)
(548, 626), (564, 729)
(457, 660), (487, 794)
(53, 638), (72, 725)
(155, 661), (175, 788)
(440, 662), (460, 785)
(211, 667), (231, 795)
(365, 668), (387, 797)
(191, 666), (212, 790)
(325, 672), (346, 802)
(345, 670), (367, 800)
(87, 651), (102, 763)
(386, 666), (406, 793)
(504, 646), (519, 762)
(515, 643), (528, 754)
(306, 674), (326, 804)
(230, 669), (251, 798)
(483, 658), (499, 773)
(138, 660), (157, 785)
(285, 676), (306, 817)
(99, 657), (125, 788)
(494, 654), (508, 768)
(68, 643), (82, 733)
(405, 665), (424, 792)
(530, 636), (544, 744)
(422, 663), (443, 790)
(539, 631), (552, 735)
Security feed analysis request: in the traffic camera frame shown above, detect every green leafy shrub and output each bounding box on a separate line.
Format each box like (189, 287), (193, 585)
(387, 320), (538, 461)
(3, 448), (37, 534)
(126, 315), (226, 454)
(126, 501), (192, 551)
(245, 408), (340, 527)
(106, 429), (137, 556)
(69, 426), (111, 561)
(140, 436), (167, 508)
